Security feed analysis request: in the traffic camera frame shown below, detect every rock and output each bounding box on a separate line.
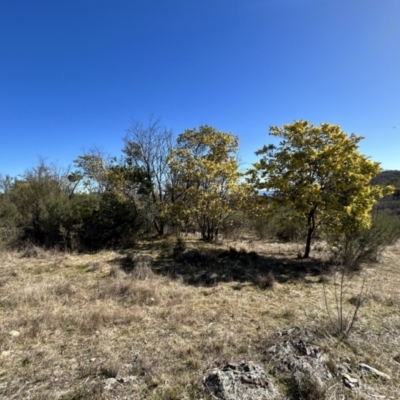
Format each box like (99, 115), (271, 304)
(204, 327), (392, 400)
(117, 376), (136, 383)
(342, 373), (359, 389)
(338, 364), (352, 374)
(9, 330), (20, 337)
(104, 378), (118, 390)
(203, 361), (280, 400)
(55, 389), (72, 399)
(267, 327), (332, 388)
(104, 376), (137, 390)
(359, 363), (391, 380)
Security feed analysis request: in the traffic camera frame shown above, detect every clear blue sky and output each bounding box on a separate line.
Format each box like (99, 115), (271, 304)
(1, 0), (399, 177)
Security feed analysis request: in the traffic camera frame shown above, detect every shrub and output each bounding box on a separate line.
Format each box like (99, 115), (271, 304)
(172, 237), (187, 259)
(219, 211), (248, 240)
(250, 207), (306, 242)
(322, 268), (367, 338)
(178, 249), (218, 268)
(254, 271), (275, 290)
(120, 254), (154, 279)
(328, 213), (400, 272)
(131, 255), (154, 280)
(286, 373), (327, 400)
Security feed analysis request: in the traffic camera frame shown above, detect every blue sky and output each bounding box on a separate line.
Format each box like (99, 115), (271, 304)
(1, 0), (399, 177)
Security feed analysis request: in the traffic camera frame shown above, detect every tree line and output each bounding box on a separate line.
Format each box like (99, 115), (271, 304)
(0, 118), (396, 258)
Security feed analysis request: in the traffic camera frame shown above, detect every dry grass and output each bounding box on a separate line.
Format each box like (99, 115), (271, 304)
(0, 238), (399, 399)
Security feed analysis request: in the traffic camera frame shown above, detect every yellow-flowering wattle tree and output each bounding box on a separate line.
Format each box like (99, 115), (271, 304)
(249, 120), (394, 258)
(167, 125), (251, 241)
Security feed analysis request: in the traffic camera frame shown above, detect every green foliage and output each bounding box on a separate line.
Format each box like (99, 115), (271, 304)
(0, 177), (21, 248)
(328, 213), (400, 271)
(68, 156), (150, 250)
(76, 190), (141, 250)
(218, 210), (249, 240)
(1, 119), (396, 256)
(250, 205), (306, 242)
(0, 161), (74, 248)
(0, 155), (149, 250)
(249, 120), (394, 257)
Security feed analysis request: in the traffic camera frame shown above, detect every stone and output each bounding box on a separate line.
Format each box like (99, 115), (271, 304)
(267, 327), (332, 388)
(204, 327), (392, 400)
(342, 373), (359, 389)
(203, 361), (279, 400)
(359, 363), (391, 380)
(104, 378), (118, 390)
(117, 376), (136, 383)
(9, 330), (20, 337)
(104, 376), (137, 391)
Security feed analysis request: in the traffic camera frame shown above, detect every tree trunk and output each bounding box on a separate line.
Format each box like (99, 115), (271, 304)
(304, 209), (316, 258)
(153, 219), (164, 236)
(304, 227), (313, 258)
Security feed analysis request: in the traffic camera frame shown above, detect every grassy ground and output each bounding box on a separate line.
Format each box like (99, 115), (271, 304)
(0, 235), (399, 399)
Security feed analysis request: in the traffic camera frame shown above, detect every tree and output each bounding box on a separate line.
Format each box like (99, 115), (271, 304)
(167, 125), (249, 241)
(0, 175), (20, 247)
(249, 120), (394, 258)
(69, 150), (152, 249)
(124, 116), (174, 235)
(4, 160), (74, 247)
(68, 148), (116, 196)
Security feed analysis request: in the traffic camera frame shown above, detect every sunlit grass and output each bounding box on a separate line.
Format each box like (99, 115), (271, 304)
(0, 238), (399, 399)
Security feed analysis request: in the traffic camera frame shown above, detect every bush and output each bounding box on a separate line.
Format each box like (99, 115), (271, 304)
(131, 255), (154, 280)
(250, 207), (306, 242)
(322, 268), (367, 338)
(219, 211), (248, 240)
(254, 271), (275, 290)
(172, 237), (187, 259)
(286, 373), (327, 400)
(77, 190), (142, 250)
(328, 214), (400, 272)
(0, 164), (71, 248)
(0, 159), (147, 251)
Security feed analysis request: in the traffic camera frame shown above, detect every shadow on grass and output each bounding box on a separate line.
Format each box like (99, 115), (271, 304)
(110, 244), (330, 287)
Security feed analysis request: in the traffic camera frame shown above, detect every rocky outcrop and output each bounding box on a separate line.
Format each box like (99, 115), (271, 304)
(203, 361), (279, 400)
(203, 327), (392, 400)
(267, 326), (333, 388)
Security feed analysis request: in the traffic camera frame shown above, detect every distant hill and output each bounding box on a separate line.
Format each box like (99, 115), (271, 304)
(370, 170), (400, 187)
(371, 170), (400, 216)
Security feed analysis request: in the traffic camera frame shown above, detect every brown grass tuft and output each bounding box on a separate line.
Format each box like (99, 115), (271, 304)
(255, 271), (276, 290)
